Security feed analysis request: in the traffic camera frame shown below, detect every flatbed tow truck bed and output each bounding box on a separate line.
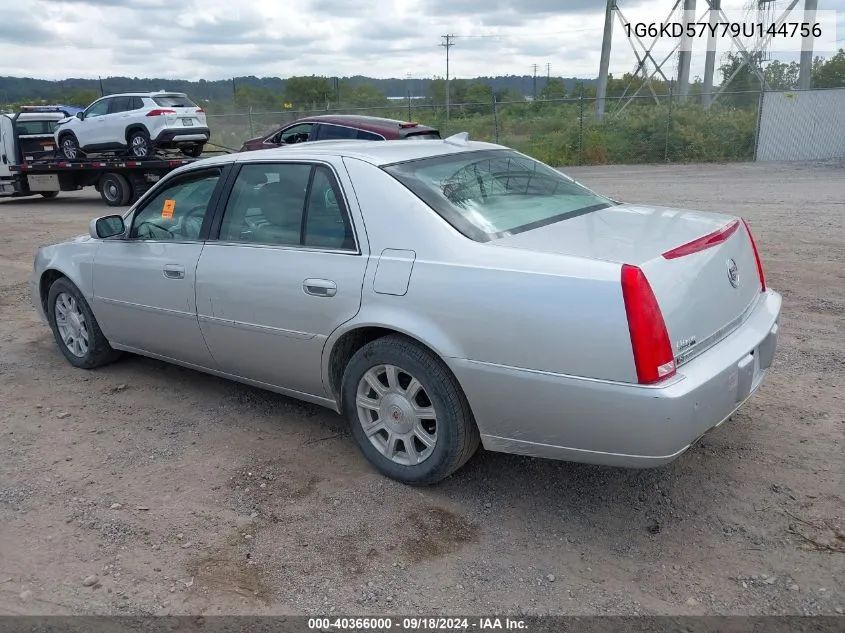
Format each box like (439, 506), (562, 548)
(7, 153), (226, 206)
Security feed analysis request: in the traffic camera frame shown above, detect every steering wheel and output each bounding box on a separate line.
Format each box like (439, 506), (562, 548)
(171, 204), (207, 239)
(134, 220), (174, 240)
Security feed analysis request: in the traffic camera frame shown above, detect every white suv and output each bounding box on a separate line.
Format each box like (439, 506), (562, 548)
(53, 91), (210, 160)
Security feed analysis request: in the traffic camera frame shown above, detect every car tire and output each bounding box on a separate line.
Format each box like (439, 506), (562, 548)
(341, 334), (480, 485)
(180, 144), (204, 158)
(127, 128), (153, 158)
(46, 277), (122, 370)
(59, 133), (81, 160)
(98, 173), (132, 206)
(40, 191), (60, 199)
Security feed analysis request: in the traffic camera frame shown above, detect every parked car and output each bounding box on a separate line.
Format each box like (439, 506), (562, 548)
(53, 91), (210, 160)
(239, 114), (440, 152)
(31, 135), (781, 485)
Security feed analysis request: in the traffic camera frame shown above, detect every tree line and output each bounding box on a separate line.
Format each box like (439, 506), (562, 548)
(1, 49), (841, 112)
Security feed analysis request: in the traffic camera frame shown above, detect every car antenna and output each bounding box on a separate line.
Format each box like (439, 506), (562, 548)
(443, 132), (469, 146)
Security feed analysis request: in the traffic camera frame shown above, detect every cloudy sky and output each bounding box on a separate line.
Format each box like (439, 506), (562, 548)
(3, 0), (844, 81)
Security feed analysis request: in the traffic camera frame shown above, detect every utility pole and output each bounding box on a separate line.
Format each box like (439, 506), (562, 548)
(440, 34), (455, 120)
(798, 0), (817, 89)
(546, 63), (551, 83)
(702, 0), (720, 107)
(595, 0), (615, 121)
(532, 64), (538, 99)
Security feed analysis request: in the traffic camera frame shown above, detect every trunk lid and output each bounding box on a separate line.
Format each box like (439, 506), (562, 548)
(494, 203), (763, 366)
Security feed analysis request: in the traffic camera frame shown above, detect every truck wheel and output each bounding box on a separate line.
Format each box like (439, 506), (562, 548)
(40, 191), (60, 199)
(59, 134), (80, 160)
(128, 129), (152, 158)
(99, 173), (132, 207)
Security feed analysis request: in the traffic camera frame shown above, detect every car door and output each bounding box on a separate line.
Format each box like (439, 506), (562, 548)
(91, 164), (231, 368)
(105, 96), (133, 147)
(78, 97), (112, 147)
(195, 159), (368, 398)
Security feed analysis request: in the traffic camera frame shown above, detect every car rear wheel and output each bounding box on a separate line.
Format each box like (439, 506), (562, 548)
(180, 144), (204, 158)
(128, 129), (153, 158)
(341, 335), (480, 485)
(59, 134), (80, 160)
(40, 191), (60, 199)
(46, 277), (122, 369)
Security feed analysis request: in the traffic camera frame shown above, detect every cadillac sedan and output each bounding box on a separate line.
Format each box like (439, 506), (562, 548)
(31, 134), (781, 484)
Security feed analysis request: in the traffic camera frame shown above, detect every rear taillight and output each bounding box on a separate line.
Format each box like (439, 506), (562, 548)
(661, 219), (740, 260)
(621, 264), (676, 384)
(195, 108), (205, 114)
(146, 109), (176, 117)
(741, 218), (766, 292)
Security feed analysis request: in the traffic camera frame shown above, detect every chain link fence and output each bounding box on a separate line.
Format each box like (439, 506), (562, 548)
(204, 88), (838, 167)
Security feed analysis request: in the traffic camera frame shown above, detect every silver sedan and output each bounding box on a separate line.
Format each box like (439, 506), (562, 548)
(31, 135), (782, 484)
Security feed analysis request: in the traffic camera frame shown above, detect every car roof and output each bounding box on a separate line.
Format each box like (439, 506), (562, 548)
(192, 136), (506, 170)
(295, 113), (438, 133)
(95, 92), (187, 99)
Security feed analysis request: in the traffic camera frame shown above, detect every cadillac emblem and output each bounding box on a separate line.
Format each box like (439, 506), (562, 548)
(726, 258), (739, 288)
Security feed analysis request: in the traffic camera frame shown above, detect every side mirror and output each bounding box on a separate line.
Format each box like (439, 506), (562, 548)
(89, 215), (125, 239)
(76, 111), (84, 120)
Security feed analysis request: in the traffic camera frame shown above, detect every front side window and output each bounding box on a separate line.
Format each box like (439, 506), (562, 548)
(218, 163), (355, 250)
(130, 170), (221, 241)
(279, 123), (313, 144)
(382, 149), (614, 242)
(85, 99), (110, 118)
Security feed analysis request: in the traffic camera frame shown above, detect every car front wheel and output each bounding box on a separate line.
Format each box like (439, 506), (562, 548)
(59, 134), (80, 160)
(341, 334), (480, 485)
(46, 277), (122, 369)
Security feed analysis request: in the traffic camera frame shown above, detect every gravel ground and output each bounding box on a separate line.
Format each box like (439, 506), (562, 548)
(0, 162), (842, 617)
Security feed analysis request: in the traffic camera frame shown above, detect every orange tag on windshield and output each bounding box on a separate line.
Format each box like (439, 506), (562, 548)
(162, 199), (175, 219)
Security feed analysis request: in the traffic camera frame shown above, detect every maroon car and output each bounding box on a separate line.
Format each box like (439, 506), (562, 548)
(239, 114), (440, 151)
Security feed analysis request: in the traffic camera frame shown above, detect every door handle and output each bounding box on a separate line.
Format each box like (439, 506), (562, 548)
(303, 278), (337, 297)
(163, 264), (185, 280)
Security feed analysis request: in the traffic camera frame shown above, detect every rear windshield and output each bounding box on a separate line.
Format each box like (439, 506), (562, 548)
(402, 131), (441, 140)
(382, 149), (614, 242)
(152, 95), (197, 108)
(15, 120), (59, 135)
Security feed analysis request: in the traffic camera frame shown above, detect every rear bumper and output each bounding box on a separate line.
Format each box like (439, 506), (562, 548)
(153, 127), (210, 144)
(450, 289), (782, 467)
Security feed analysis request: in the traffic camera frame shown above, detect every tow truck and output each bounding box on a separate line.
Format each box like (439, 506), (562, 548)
(1, 105), (227, 206)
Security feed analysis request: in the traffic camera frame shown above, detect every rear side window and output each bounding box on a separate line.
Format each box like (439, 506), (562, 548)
(402, 131), (441, 140)
(153, 95), (197, 108)
(15, 121), (59, 135)
(357, 129), (384, 141)
(318, 124), (358, 141)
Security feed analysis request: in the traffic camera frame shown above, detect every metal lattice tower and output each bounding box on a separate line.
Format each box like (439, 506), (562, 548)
(743, 0), (780, 61)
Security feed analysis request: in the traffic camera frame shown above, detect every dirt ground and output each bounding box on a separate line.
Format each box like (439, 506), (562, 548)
(0, 162), (842, 617)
